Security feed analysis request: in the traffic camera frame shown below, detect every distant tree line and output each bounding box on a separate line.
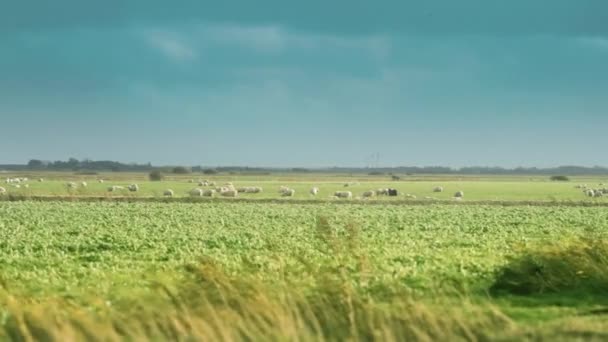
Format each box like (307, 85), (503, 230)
(0, 159), (607, 175)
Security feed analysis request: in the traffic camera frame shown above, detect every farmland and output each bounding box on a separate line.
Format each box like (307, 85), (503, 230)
(2, 176), (608, 340)
(2, 172), (607, 202)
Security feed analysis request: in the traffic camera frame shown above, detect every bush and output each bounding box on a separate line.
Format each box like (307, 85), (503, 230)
(202, 169), (218, 175)
(550, 175), (570, 181)
(391, 175), (401, 181)
(172, 166), (191, 174)
(490, 238), (608, 296)
(149, 170), (163, 181)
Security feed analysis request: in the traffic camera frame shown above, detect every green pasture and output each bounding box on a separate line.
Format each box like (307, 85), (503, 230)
(1, 171), (607, 202)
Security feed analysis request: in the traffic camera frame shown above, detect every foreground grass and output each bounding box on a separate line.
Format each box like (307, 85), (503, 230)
(1, 201), (608, 340)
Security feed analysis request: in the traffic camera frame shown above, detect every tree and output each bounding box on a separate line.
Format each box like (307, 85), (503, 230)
(149, 170), (163, 181)
(27, 159), (44, 169)
(203, 169), (218, 175)
(172, 166), (191, 174)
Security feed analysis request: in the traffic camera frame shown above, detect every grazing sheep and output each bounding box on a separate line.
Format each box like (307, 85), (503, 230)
(128, 184), (139, 192)
(236, 187), (248, 193)
(81, 181), (88, 187)
(190, 188), (204, 197)
(198, 181), (209, 187)
(98, 179), (104, 183)
(376, 188), (389, 196)
(586, 189), (595, 197)
(281, 188), (295, 197)
(334, 191), (353, 199)
(388, 188), (398, 196)
(108, 185), (125, 192)
(202, 189), (216, 197)
(12, 184), (21, 189)
(244, 186), (263, 193)
(362, 190), (375, 198)
(217, 186), (234, 193)
(433, 186), (444, 193)
(23, 184), (29, 189)
(38, 178), (44, 182)
(454, 191), (464, 198)
(404, 194), (417, 199)
(279, 186), (289, 193)
(221, 189), (238, 197)
(0, 187), (6, 194)
(163, 189), (174, 197)
(310, 187), (319, 196)
(66, 182), (77, 188)
(595, 191), (604, 198)
(209, 181), (216, 186)
(188, 179), (194, 183)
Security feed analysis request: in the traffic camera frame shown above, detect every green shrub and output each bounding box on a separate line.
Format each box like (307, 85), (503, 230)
(550, 175), (570, 181)
(172, 166), (191, 174)
(490, 238), (608, 296)
(149, 170), (163, 181)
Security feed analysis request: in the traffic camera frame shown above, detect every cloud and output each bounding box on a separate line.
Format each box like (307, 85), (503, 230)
(143, 30), (197, 61)
(2, 0), (608, 38)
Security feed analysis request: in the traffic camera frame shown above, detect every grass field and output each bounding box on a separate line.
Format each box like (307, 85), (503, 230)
(1, 172), (608, 340)
(2, 172), (607, 202)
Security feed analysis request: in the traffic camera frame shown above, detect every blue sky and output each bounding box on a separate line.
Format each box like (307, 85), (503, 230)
(1, 1), (607, 167)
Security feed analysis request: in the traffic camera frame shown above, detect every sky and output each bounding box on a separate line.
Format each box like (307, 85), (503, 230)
(1, 0), (607, 168)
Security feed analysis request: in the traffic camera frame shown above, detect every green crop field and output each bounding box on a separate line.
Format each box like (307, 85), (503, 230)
(2, 196), (608, 340)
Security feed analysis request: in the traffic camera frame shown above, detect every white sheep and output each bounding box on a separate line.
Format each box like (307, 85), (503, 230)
(244, 186), (263, 193)
(98, 179), (104, 183)
(128, 184), (139, 192)
(202, 189), (216, 197)
(334, 191), (353, 199)
(23, 184), (29, 189)
(190, 188), (204, 197)
(163, 189), (174, 197)
(362, 190), (375, 198)
(433, 186), (444, 193)
(108, 185), (125, 192)
(81, 181), (88, 187)
(376, 188), (389, 196)
(281, 188), (295, 197)
(38, 178), (44, 182)
(221, 189), (238, 197)
(0, 187), (6, 195)
(66, 182), (77, 188)
(404, 194), (417, 199)
(454, 191), (464, 198)
(310, 187), (319, 196)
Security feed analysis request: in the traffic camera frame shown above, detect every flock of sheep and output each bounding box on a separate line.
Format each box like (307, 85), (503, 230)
(1, 177), (606, 201)
(0, 176), (464, 200)
(575, 184), (608, 198)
